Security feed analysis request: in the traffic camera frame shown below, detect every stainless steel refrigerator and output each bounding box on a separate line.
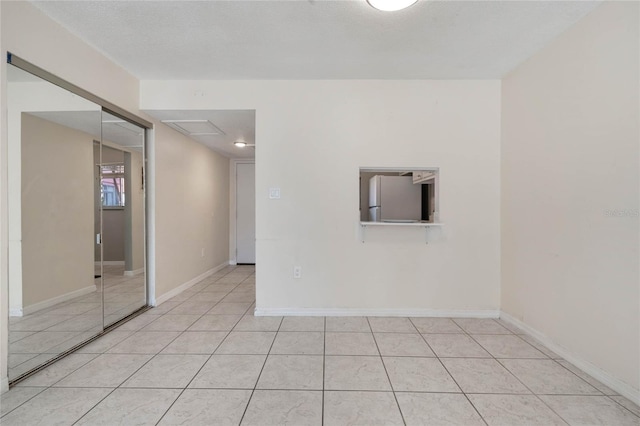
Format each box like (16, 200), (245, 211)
(368, 175), (421, 222)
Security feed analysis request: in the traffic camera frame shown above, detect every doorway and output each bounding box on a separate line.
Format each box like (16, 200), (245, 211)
(236, 162), (256, 264)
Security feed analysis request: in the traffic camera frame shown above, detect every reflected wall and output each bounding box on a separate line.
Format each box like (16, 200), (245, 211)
(6, 62), (147, 382)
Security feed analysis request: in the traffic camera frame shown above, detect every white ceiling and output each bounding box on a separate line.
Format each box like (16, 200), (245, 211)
(145, 110), (256, 159)
(27, 0), (599, 158)
(31, 0), (602, 80)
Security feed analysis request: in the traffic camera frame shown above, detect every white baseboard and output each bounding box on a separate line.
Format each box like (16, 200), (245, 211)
(124, 268), (144, 277)
(229, 260), (237, 266)
(9, 308), (23, 317)
(1, 376), (8, 394)
(96, 260), (125, 266)
(254, 307), (500, 318)
(500, 311), (640, 405)
(154, 262), (230, 306)
(21, 285), (97, 316)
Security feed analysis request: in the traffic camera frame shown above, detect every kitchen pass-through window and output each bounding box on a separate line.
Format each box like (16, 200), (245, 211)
(359, 168), (439, 223)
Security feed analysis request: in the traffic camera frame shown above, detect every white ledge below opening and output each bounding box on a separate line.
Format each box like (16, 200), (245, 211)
(360, 221), (443, 227)
(358, 221), (443, 243)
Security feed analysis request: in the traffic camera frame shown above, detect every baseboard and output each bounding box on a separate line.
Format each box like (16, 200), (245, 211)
(22, 285), (97, 316)
(500, 311), (640, 405)
(124, 268), (144, 277)
(96, 260), (125, 266)
(1, 376), (8, 394)
(229, 260), (237, 266)
(9, 308), (23, 317)
(154, 262), (229, 306)
(254, 307), (500, 318)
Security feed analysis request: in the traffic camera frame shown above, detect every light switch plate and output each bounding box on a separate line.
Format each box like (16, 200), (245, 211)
(269, 188), (281, 199)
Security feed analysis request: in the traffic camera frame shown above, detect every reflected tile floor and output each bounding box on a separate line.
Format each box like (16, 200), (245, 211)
(3, 264), (640, 425)
(8, 265), (146, 380)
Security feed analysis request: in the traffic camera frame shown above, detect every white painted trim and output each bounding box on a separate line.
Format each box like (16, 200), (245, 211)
(97, 260), (125, 266)
(254, 307), (500, 318)
(9, 308), (22, 317)
(21, 284), (97, 316)
(146, 127), (156, 306)
(1, 376), (8, 394)
(229, 159), (255, 266)
(500, 311), (640, 405)
(123, 268), (144, 277)
(154, 262), (229, 306)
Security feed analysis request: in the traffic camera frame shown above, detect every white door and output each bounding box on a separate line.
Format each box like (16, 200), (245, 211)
(236, 162), (256, 264)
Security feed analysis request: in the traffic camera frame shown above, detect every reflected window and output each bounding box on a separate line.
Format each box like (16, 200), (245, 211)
(101, 163), (125, 207)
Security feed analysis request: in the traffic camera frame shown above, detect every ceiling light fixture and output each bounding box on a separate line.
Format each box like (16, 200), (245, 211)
(234, 141), (255, 148)
(367, 0), (418, 12)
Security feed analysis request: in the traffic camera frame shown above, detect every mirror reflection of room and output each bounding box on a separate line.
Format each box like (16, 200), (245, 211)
(99, 112), (146, 327)
(7, 63), (146, 382)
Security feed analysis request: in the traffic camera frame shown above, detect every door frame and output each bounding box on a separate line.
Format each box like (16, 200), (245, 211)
(229, 158), (255, 265)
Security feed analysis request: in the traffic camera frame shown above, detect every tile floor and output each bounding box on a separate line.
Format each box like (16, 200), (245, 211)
(2, 264), (639, 425)
(8, 265), (146, 380)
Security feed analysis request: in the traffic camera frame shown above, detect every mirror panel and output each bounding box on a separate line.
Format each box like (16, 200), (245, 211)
(7, 64), (104, 380)
(101, 111), (146, 326)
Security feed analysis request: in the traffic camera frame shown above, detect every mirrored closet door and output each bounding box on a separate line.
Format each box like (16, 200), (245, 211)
(100, 111), (146, 327)
(6, 60), (148, 383)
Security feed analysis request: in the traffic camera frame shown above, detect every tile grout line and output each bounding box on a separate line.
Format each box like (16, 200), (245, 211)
(55, 265), (246, 425)
(411, 318), (489, 426)
(70, 387), (120, 425)
(322, 316), (326, 426)
(153, 264), (250, 425)
(454, 318), (572, 425)
(237, 315), (284, 425)
(2, 268), (250, 422)
(606, 395), (640, 419)
(366, 317), (407, 426)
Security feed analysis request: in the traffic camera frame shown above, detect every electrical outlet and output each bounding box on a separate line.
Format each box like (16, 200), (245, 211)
(201, 248), (205, 257)
(293, 266), (302, 279)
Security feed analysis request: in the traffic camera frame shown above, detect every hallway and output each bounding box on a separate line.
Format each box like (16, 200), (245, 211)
(1, 264), (638, 425)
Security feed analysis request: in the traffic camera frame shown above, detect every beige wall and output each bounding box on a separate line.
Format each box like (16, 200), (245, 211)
(142, 80), (502, 314)
(154, 123), (230, 298)
(21, 113), (94, 307)
(102, 210), (124, 261)
(501, 1), (639, 397)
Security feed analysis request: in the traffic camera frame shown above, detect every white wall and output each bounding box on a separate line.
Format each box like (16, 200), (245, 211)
(154, 123), (230, 300)
(501, 1), (639, 400)
(141, 80), (502, 315)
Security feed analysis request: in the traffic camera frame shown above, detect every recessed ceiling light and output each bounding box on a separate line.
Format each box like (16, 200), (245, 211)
(367, 0), (418, 12)
(161, 119), (225, 136)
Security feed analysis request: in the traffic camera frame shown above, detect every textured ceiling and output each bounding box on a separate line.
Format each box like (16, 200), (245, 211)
(31, 0), (602, 80)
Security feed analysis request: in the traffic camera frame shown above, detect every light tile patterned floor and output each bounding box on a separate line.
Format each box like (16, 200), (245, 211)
(8, 265), (146, 380)
(2, 265), (639, 425)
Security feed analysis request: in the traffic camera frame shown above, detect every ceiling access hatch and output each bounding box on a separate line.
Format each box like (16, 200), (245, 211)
(161, 119), (226, 136)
